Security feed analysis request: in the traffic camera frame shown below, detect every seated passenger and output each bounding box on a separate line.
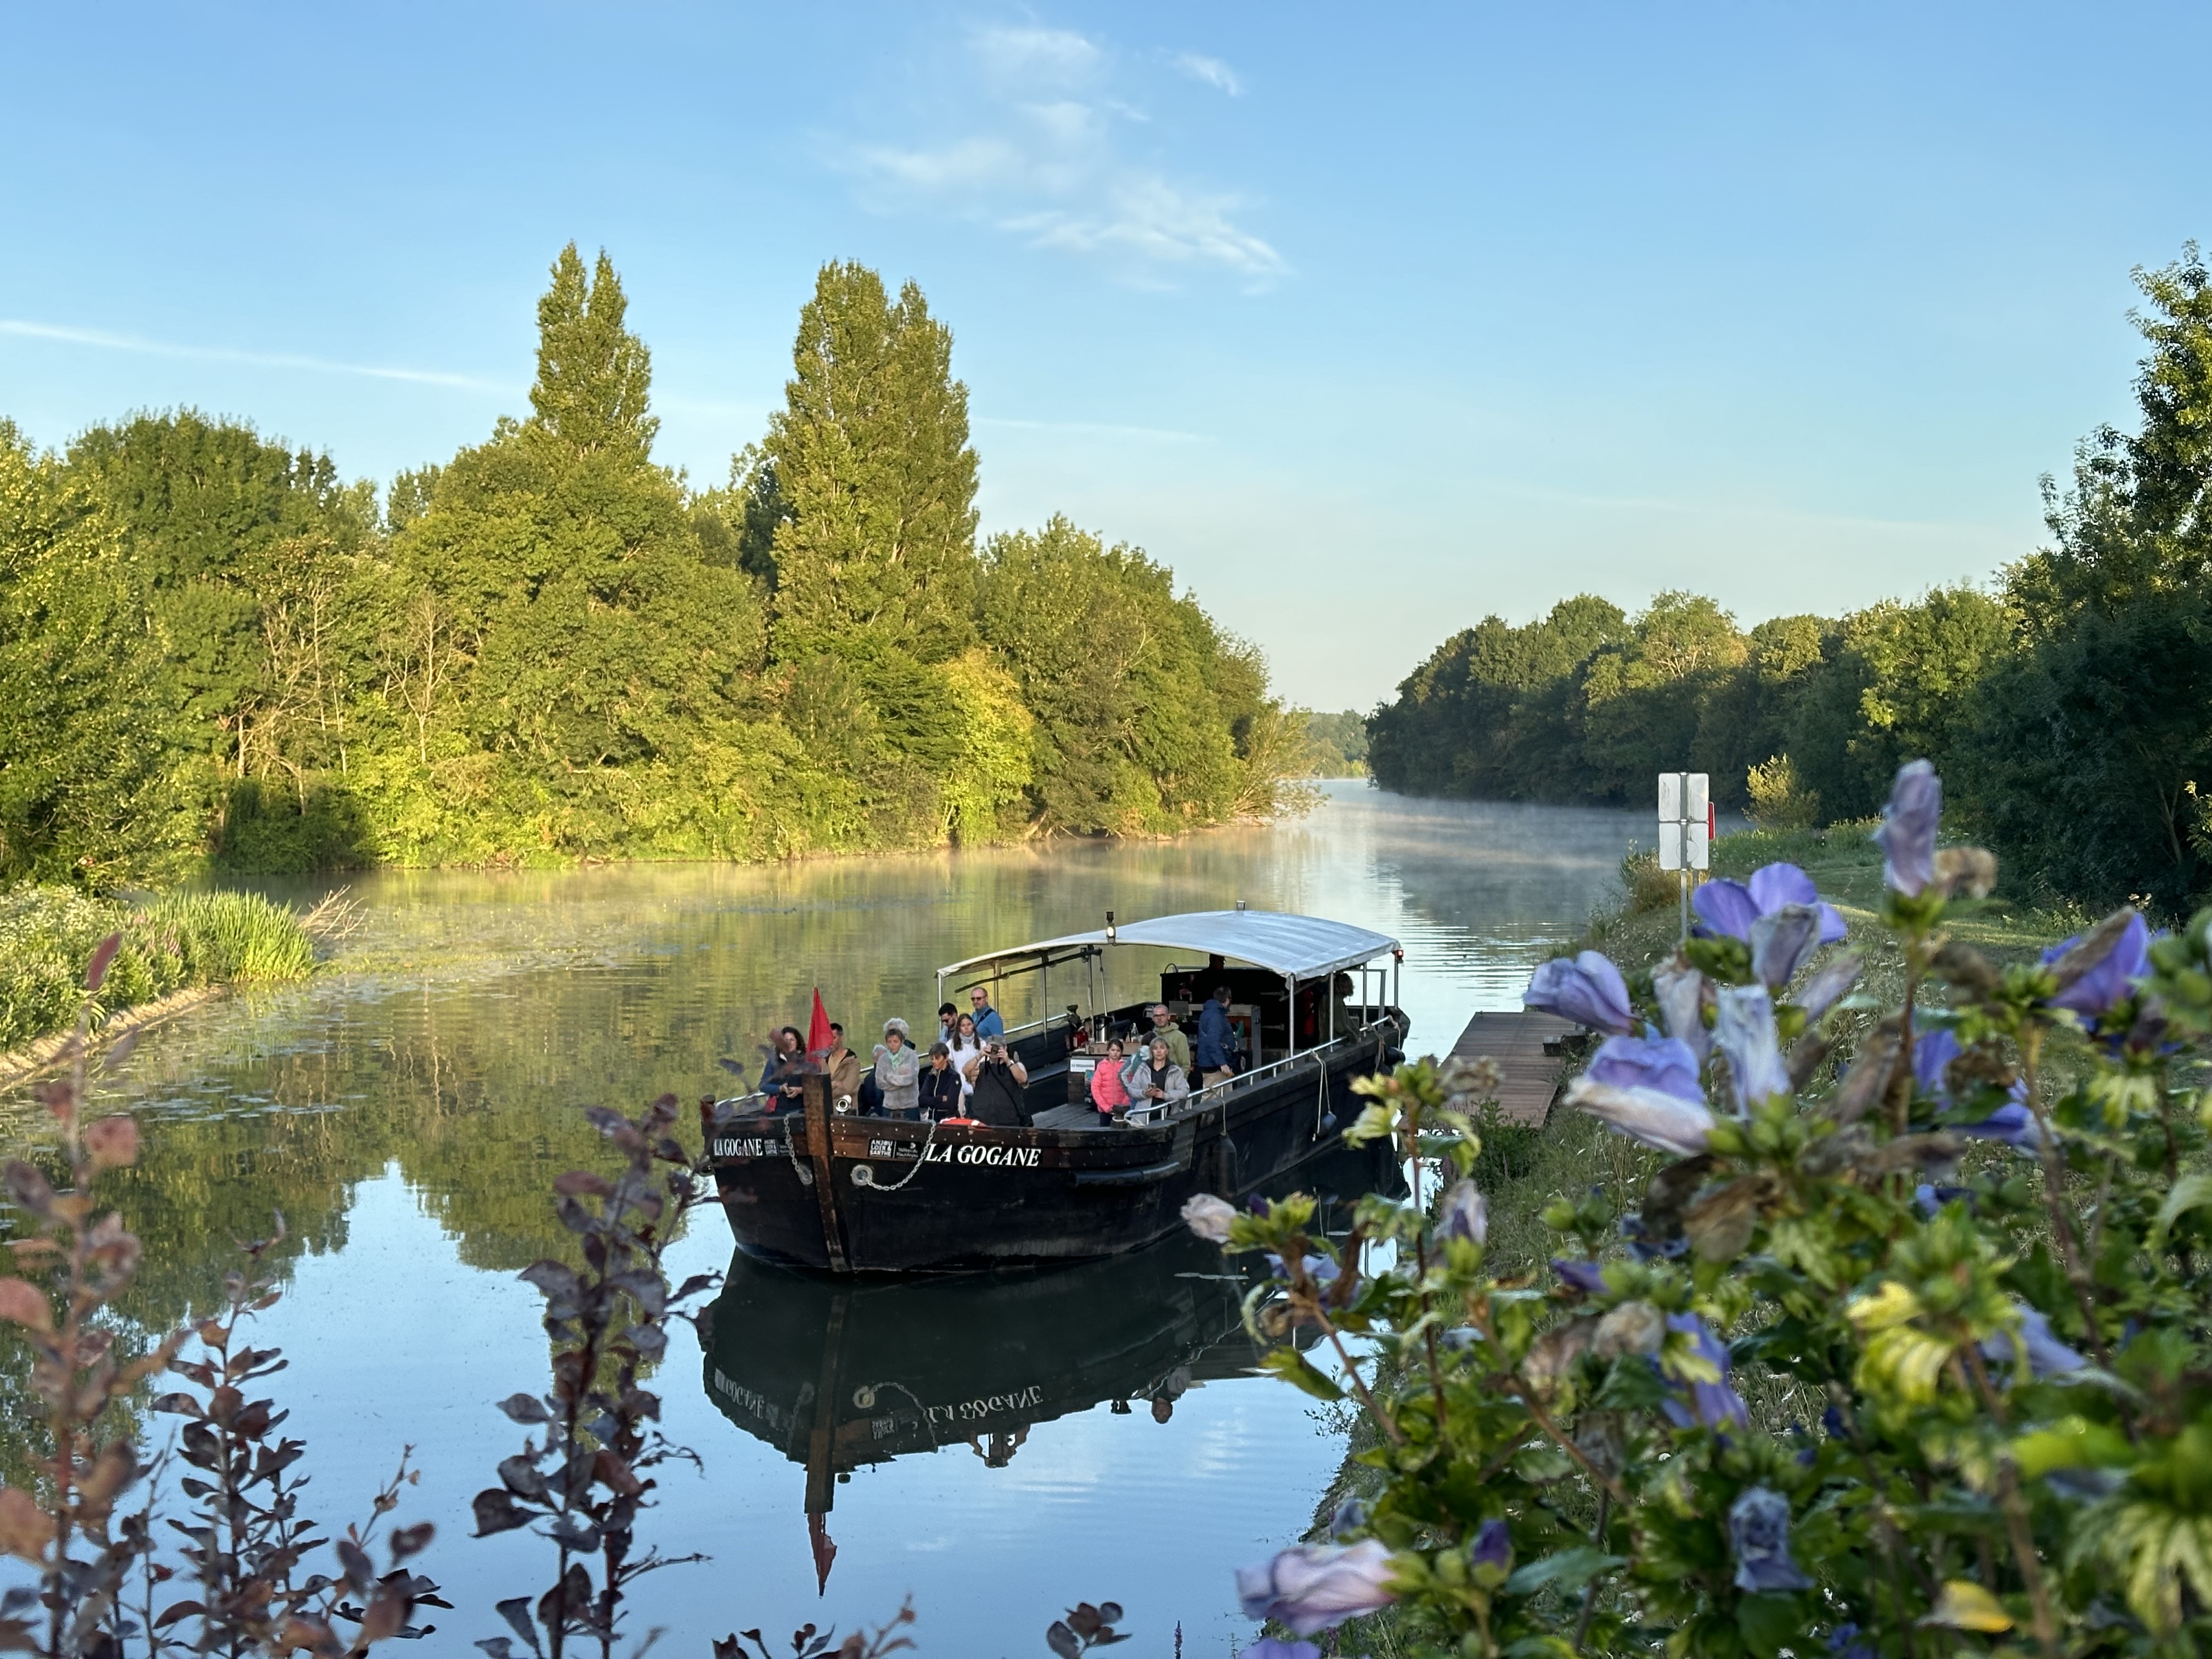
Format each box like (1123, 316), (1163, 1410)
(918, 1042), (963, 1121)
(1121, 1038), (1189, 1115)
(1088, 1038), (1130, 1124)
(873, 1019), (919, 1118)
(964, 1037), (1031, 1127)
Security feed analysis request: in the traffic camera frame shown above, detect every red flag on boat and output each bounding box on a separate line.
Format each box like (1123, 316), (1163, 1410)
(808, 1509), (837, 1593)
(806, 988), (834, 1060)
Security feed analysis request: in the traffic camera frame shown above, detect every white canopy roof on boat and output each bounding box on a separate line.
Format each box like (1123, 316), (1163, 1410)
(938, 910), (1401, 985)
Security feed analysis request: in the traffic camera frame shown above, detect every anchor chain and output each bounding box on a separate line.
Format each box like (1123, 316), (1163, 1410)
(867, 1114), (941, 1193)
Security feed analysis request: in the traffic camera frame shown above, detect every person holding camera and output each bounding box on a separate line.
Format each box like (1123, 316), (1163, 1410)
(963, 1036), (1031, 1127)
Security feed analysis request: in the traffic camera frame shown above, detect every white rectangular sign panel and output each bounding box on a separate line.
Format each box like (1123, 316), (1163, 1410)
(1658, 772), (1711, 872)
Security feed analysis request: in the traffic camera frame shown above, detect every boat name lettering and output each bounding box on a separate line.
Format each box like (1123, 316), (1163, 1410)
(713, 1136), (780, 1160)
(923, 1384), (1046, 1425)
(950, 1143), (1040, 1167)
(710, 1368), (793, 1431)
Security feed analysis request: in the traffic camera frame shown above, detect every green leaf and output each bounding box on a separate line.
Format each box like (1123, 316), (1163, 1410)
(2150, 1172), (2212, 1251)
(1257, 1347), (1344, 1402)
(1502, 1547), (1622, 1598)
(1735, 1592), (1805, 1658)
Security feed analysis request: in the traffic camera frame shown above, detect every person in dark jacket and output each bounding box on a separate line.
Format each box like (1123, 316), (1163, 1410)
(1195, 985), (1240, 1089)
(964, 1038), (1031, 1127)
(918, 1042), (964, 1120)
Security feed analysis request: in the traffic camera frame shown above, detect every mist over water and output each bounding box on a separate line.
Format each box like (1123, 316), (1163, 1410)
(1, 783), (1645, 1654)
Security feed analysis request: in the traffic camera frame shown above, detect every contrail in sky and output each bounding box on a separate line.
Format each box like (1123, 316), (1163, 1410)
(0, 319), (507, 392)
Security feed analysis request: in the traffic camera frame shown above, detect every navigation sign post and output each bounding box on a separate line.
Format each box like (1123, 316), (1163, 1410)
(1658, 772), (1710, 940)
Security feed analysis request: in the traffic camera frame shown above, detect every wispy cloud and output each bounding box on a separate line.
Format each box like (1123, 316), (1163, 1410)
(0, 319), (505, 392)
(1171, 52), (1243, 96)
(832, 24), (1283, 287)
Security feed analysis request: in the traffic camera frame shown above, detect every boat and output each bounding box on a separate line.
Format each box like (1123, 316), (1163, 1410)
(697, 1146), (1398, 1587)
(702, 908), (1408, 1273)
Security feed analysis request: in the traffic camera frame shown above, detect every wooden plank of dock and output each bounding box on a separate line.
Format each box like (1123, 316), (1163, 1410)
(1450, 1010), (1582, 1125)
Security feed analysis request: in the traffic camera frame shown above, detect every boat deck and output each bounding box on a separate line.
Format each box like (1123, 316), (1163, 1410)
(1450, 1010), (1583, 1125)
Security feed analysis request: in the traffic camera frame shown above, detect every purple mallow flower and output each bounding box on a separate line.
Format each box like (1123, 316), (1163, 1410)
(1728, 1486), (1814, 1593)
(1661, 1312), (1748, 1431)
(1525, 951), (1635, 1035)
(1551, 1258), (1609, 1295)
(1438, 1180), (1488, 1246)
(1652, 961), (1710, 1064)
(1235, 1540), (1397, 1635)
(1980, 1304), (2086, 1379)
(1266, 1252), (1342, 1286)
(1956, 1101), (2043, 1152)
(1328, 1498), (1368, 1539)
(1245, 1643), (1321, 1659)
(1713, 984), (1791, 1111)
(1587, 1033), (1702, 1101)
(2041, 912), (2152, 1021)
(1793, 951), (1862, 1020)
(1874, 761), (1942, 896)
(1694, 863), (1846, 960)
(1468, 1520), (1512, 1585)
(1566, 1076), (1716, 1157)
(1826, 1624), (1875, 1659)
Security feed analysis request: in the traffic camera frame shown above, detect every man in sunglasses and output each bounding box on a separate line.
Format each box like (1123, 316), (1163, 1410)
(967, 984), (1005, 1040)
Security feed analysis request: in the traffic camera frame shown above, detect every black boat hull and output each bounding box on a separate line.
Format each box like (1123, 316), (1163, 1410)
(709, 1024), (1402, 1273)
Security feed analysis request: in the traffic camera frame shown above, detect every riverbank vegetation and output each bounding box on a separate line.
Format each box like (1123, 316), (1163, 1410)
(0, 887), (314, 1051)
(1235, 759), (2212, 1654)
(0, 250), (1307, 891)
(1369, 244), (2212, 915)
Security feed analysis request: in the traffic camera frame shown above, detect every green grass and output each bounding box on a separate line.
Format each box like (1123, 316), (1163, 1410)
(0, 885), (317, 1050)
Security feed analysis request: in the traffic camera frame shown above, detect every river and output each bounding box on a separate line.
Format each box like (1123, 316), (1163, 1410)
(1, 784), (1646, 1655)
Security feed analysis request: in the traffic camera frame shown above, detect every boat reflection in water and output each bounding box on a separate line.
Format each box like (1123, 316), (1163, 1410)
(698, 1144), (1402, 1589)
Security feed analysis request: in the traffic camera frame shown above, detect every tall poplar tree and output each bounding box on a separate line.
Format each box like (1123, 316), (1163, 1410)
(762, 261), (979, 656)
(385, 244), (769, 860)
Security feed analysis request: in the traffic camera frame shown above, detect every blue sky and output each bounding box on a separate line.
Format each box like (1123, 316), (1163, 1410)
(3, 3), (2205, 708)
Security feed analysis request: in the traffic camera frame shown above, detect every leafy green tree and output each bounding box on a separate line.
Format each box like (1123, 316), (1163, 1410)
(1962, 247), (2212, 909)
(762, 261), (978, 658)
(978, 516), (1278, 832)
(64, 410), (373, 788)
(380, 245), (774, 861)
(0, 425), (192, 887)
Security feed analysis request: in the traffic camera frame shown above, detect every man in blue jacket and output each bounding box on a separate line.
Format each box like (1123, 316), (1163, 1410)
(968, 985), (1005, 1040)
(1195, 986), (1240, 1090)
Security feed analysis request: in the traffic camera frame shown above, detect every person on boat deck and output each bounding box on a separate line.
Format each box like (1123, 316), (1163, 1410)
(1147, 1003), (1191, 1074)
(1196, 985), (1240, 1089)
(947, 1013), (985, 1102)
(1121, 1037), (1189, 1113)
(918, 1042), (963, 1120)
(760, 1026), (807, 1111)
(1088, 1037), (1130, 1124)
(936, 1001), (959, 1047)
(824, 1024), (862, 1113)
(964, 1037), (1031, 1127)
(873, 1019), (919, 1118)
(967, 985), (1005, 1040)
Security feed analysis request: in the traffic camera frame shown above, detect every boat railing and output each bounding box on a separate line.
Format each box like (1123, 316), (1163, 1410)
(1185, 1012), (1404, 1109)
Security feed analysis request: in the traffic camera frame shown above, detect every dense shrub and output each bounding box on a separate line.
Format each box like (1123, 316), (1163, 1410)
(0, 884), (313, 1048)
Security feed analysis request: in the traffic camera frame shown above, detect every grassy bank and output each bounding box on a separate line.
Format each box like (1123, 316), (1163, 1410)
(0, 885), (318, 1050)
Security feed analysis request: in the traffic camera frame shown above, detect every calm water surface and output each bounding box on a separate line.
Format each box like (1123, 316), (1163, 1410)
(2, 785), (1644, 1655)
